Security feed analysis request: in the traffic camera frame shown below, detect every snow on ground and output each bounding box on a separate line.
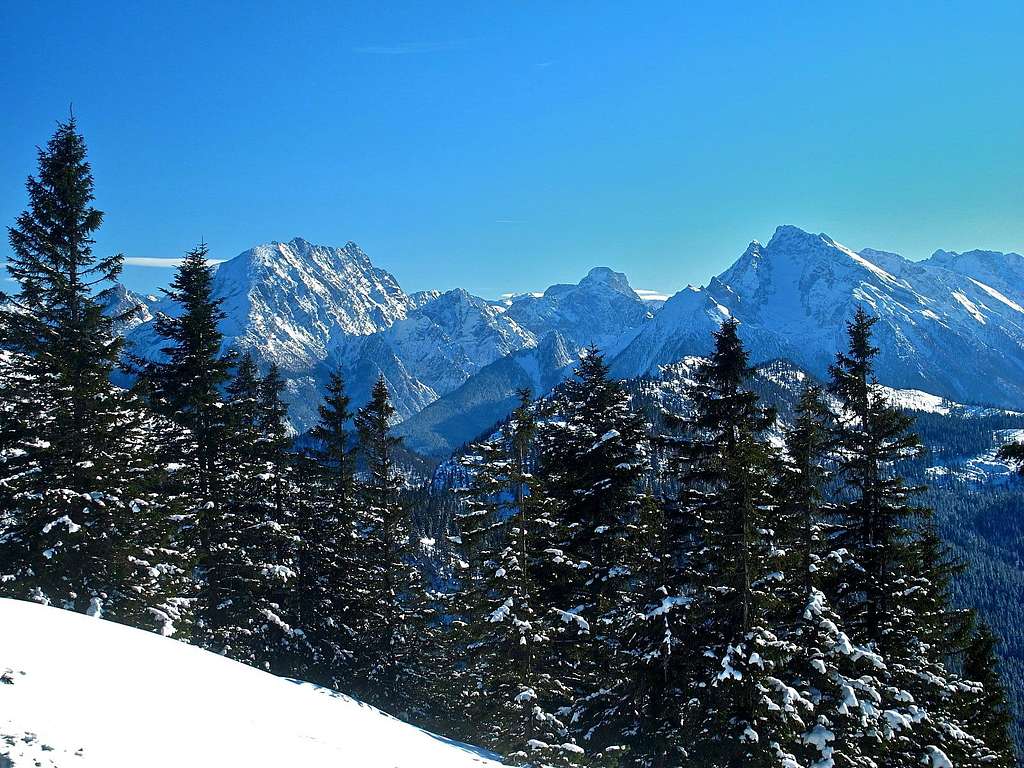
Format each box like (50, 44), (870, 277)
(926, 428), (1024, 483)
(0, 598), (501, 768)
(878, 386), (952, 415)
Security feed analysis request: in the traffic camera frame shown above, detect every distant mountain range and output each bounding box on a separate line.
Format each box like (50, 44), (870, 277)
(113, 226), (1024, 456)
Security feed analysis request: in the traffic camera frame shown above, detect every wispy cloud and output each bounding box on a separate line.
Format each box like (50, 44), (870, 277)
(535, 60), (556, 68)
(494, 218), (523, 225)
(124, 256), (225, 268)
(353, 40), (471, 55)
(635, 288), (671, 302)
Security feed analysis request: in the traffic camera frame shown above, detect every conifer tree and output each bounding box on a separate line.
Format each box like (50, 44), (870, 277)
(672, 318), (799, 765)
(140, 243), (232, 501)
(828, 307), (927, 647)
(828, 306), (999, 767)
(137, 242), (234, 640)
(355, 375), (426, 714)
(0, 117), (189, 631)
(778, 384), (833, 599)
(962, 620), (1017, 767)
(997, 441), (1024, 474)
(451, 390), (587, 766)
(201, 353), (296, 670)
(776, 384), (908, 768)
(290, 370), (365, 687)
(534, 346), (651, 756)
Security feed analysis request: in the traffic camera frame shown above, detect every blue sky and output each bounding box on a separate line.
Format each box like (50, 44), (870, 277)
(2, 1), (1023, 298)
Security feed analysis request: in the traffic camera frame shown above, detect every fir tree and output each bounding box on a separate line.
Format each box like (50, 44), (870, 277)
(828, 307), (999, 767)
(828, 307), (928, 647)
(534, 346), (652, 757)
(777, 384), (908, 768)
(137, 242), (234, 640)
(997, 441), (1024, 475)
(355, 375), (426, 714)
(0, 117), (189, 631)
(962, 619), (1017, 767)
(451, 390), (588, 766)
(672, 318), (798, 766)
(140, 241), (232, 502)
(778, 384), (833, 599)
(201, 353), (296, 670)
(290, 370), (365, 687)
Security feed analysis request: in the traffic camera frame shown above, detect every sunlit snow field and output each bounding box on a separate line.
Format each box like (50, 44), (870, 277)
(0, 599), (500, 768)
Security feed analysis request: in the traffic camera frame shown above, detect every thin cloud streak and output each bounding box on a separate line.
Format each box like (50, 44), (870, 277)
(634, 288), (671, 302)
(124, 257), (226, 268)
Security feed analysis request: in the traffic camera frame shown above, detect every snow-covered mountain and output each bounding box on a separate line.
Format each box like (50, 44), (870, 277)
(124, 238), (418, 427)
(394, 268), (654, 454)
(0, 598), (500, 768)
(115, 227), (1024, 455)
(612, 225), (1024, 408)
(121, 243), (654, 434)
(503, 266), (653, 350)
(334, 288), (537, 420)
(397, 329), (577, 455)
(99, 284), (157, 335)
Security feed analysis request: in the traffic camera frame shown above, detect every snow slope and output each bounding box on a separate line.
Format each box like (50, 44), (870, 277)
(0, 599), (500, 768)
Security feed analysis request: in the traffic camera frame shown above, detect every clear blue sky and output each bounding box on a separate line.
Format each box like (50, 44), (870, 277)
(2, 1), (1023, 298)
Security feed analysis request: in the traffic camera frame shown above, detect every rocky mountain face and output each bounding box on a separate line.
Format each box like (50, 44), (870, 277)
(333, 288), (537, 421)
(611, 225), (1024, 409)
(100, 284), (157, 335)
(502, 266), (653, 350)
(117, 227), (1024, 455)
(123, 237), (418, 428)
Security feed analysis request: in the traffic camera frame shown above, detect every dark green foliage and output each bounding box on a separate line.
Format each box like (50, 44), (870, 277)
(354, 375), (432, 714)
(450, 389), (585, 765)
(0, 117), (189, 632)
(963, 620), (1018, 767)
(195, 353), (296, 670)
(671, 318), (800, 764)
(829, 307), (1003, 767)
(998, 442), (1024, 475)
(535, 347), (652, 757)
(284, 369), (370, 689)
(136, 242), (235, 643)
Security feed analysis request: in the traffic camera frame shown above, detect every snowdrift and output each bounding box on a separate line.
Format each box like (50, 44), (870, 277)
(0, 598), (500, 767)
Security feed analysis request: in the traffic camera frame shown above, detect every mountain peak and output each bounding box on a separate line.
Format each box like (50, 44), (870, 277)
(579, 266), (635, 297)
(766, 224), (822, 249)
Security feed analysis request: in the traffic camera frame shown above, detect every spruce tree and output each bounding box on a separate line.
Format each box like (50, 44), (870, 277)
(828, 307), (999, 767)
(997, 441), (1024, 474)
(828, 307), (927, 647)
(355, 375), (425, 714)
(534, 346), (651, 757)
(202, 353), (296, 670)
(0, 117), (189, 631)
(776, 384), (908, 768)
(137, 242), (234, 640)
(140, 241), (232, 495)
(291, 370), (365, 688)
(672, 318), (798, 766)
(778, 384), (833, 600)
(452, 390), (587, 766)
(962, 620), (1017, 767)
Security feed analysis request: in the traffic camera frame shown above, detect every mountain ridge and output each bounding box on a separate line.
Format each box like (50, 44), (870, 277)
(116, 227), (1024, 454)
